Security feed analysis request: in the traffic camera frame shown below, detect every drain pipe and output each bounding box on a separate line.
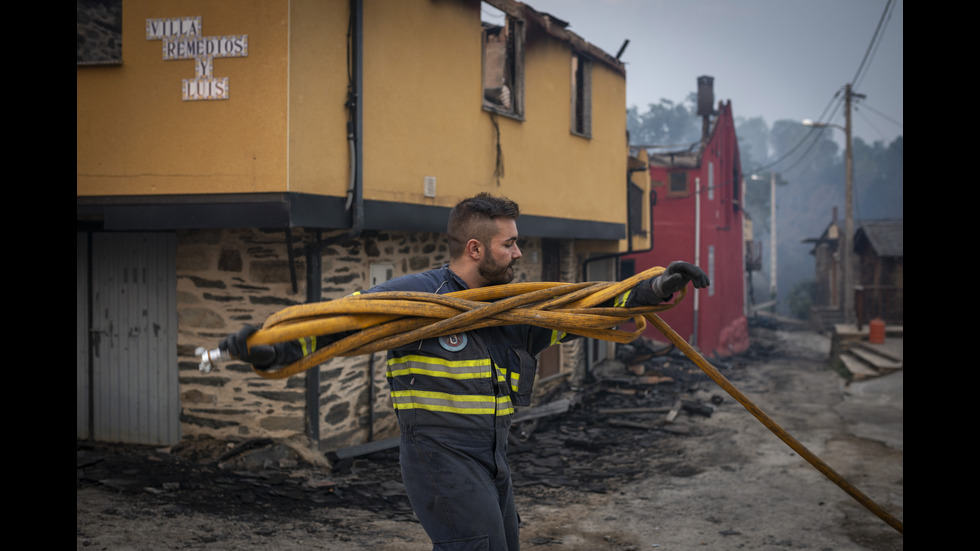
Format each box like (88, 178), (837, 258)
(304, 0), (364, 446)
(303, 0), (364, 287)
(693, 176), (701, 348)
(344, 0), (364, 242)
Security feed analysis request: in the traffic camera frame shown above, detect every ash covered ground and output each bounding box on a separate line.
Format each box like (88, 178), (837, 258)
(77, 318), (903, 550)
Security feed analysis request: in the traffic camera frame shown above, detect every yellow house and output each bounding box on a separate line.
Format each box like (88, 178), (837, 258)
(77, 0), (650, 449)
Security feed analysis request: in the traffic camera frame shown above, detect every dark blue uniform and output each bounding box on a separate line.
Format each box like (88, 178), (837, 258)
(280, 264), (665, 550)
(365, 265), (562, 550)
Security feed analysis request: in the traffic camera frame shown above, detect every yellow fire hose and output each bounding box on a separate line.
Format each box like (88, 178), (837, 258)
(234, 266), (903, 535)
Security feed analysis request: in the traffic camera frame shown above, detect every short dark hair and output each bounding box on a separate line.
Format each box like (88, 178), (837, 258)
(447, 193), (520, 259)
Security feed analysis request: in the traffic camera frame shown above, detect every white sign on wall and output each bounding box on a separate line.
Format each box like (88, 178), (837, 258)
(146, 17), (248, 101)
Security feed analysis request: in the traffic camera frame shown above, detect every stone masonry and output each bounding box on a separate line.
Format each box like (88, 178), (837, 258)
(175, 227), (564, 452)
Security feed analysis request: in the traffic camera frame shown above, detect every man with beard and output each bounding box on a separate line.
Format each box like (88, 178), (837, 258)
(221, 192), (709, 551)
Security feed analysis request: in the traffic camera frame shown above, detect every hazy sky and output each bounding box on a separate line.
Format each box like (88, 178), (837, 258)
(522, 0), (904, 147)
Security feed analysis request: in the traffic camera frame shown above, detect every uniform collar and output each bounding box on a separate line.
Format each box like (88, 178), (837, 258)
(437, 264), (470, 294)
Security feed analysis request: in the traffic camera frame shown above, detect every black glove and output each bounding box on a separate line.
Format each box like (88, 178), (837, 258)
(652, 261), (710, 299)
(219, 325), (277, 369)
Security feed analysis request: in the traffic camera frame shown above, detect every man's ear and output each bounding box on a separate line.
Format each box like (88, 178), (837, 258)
(465, 238), (483, 260)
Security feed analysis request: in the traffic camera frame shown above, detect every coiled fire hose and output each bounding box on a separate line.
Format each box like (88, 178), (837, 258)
(199, 266), (903, 535)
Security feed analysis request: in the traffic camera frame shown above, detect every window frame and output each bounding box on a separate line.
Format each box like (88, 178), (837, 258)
(667, 171), (689, 197)
(77, 0), (123, 65)
(570, 52), (592, 138)
(707, 161), (715, 200)
(481, 5), (525, 120)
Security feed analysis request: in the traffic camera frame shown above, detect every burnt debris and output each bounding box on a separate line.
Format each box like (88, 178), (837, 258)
(78, 337), (745, 524)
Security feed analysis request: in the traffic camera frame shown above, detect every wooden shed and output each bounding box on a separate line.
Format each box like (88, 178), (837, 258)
(853, 219), (903, 326)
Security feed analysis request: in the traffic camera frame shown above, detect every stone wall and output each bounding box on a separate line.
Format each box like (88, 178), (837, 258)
(175, 227), (551, 451)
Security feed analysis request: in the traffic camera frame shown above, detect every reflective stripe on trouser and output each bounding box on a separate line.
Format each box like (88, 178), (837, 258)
(399, 421), (519, 551)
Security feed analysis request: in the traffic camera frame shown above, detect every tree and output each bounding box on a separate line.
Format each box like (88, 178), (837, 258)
(735, 116), (770, 172)
(852, 136), (903, 220)
(627, 94), (701, 147)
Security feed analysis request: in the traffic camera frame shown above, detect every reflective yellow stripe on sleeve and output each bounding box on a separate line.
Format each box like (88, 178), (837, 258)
(549, 329), (567, 346)
(614, 289), (631, 308)
(298, 336), (317, 356)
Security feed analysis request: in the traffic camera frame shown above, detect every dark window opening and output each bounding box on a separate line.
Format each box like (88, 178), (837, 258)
(77, 0), (123, 65)
(668, 171), (688, 196)
(571, 53), (591, 137)
(482, 2), (524, 118)
(620, 258), (636, 280)
(628, 182), (645, 237)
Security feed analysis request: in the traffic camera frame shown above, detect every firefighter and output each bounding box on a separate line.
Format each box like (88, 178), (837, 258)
(222, 193), (709, 550)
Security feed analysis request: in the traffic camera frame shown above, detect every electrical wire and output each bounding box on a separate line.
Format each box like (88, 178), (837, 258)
(854, 105), (888, 143)
(856, 100), (903, 134)
(752, 92), (843, 175)
(852, 0), (899, 91)
(762, 0), (899, 175)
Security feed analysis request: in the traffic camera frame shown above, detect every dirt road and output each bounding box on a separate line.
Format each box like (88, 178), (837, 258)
(77, 319), (903, 550)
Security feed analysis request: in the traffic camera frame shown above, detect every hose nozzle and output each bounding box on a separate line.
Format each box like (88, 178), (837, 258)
(195, 347), (230, 373)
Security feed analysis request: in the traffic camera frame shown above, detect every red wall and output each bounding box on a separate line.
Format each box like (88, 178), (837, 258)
(626, 102), (748, 358)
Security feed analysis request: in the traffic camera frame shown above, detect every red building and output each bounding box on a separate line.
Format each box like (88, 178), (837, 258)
(624, 86), (748, 358)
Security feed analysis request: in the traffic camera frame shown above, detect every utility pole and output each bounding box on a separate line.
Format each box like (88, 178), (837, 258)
(769, 171), (777, 303)
(843, 84), (854, 325)
(804, 84), (865, 325)
(843, 83), (865, 325)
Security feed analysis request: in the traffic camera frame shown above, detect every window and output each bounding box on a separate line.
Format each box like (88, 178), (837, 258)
(77, 0), (122, 65)
(707, 245), (715, 297)
(628, 182), (645, 237)
(707, 161), (715, 200)
(620, 258), (636, 280)
(668, 171), (688, 196)
(482, 2), (524, 118)
(571, 53), (591, 137)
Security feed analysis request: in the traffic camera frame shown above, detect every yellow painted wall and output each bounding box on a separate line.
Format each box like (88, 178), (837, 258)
(360, 1), (628, 228)
(78, 0), (628, 230)
(360, 0), (484, 208)
(518, 35), (628, 226)
(287, 0), (353, 197)
(77, 0), (291, 197)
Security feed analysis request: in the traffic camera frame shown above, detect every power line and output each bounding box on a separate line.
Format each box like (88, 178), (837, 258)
(856, 100), (903, 132)
(755, 91), (843, 174)
(854, 107), (887, 143)
(853, 0), (899, 91)
(764, 0), (900, 173)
